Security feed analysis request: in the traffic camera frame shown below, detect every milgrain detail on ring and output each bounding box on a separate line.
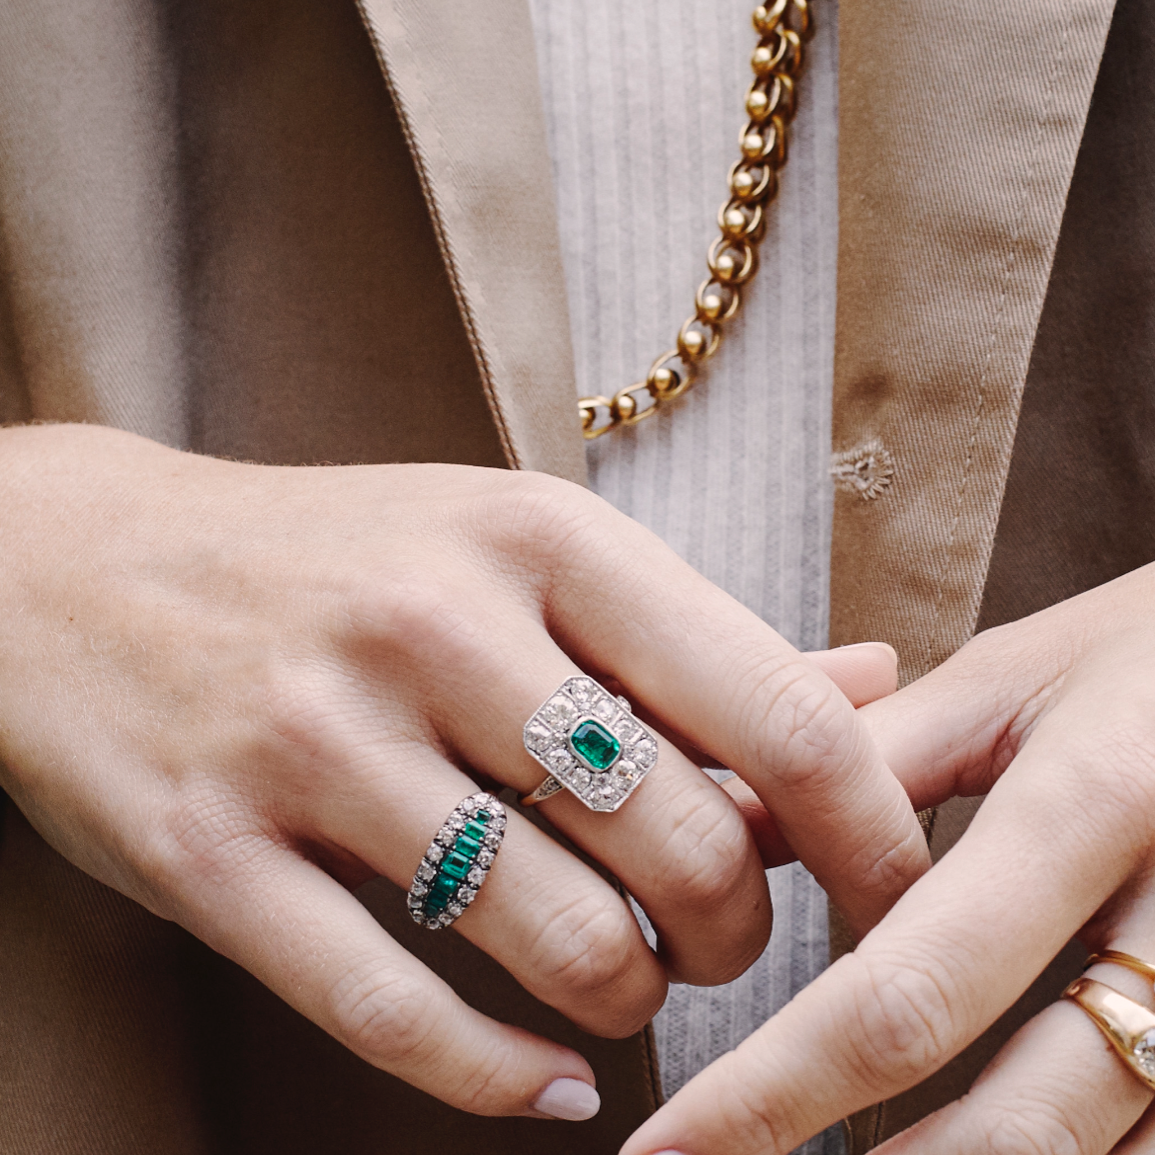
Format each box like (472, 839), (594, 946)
(523, 676), (658, 812)
(407, 793), (506, 930)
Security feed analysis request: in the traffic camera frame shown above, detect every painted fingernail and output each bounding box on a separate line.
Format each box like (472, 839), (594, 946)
(532, 1077), (601, 1121)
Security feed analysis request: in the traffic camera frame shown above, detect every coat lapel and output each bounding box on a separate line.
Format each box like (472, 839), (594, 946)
(829, 0), (1114, 685)
(355, 0), (586, 484)
(831, 2), (1115, 1147)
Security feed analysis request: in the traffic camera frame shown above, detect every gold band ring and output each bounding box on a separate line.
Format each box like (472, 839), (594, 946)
(1064, 972), (1155, 1093)
(1089, 950), (1155, 985)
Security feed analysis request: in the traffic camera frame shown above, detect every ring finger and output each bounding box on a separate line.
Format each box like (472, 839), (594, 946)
(304, 737), (669, 1039)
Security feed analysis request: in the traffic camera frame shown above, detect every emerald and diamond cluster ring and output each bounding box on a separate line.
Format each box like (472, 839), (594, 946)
(407, 793), (506, 930)
(522, 676), (658, 813)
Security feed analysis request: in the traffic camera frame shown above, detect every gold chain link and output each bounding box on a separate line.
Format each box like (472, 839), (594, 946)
(578, 0), (814, 439)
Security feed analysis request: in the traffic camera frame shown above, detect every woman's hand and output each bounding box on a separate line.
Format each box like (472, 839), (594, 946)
(0, 423), (926, 1119)
(621, 562), (1155, 1155)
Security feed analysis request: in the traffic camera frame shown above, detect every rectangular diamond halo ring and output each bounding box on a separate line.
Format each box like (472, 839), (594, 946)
(521, 676), (658, 812)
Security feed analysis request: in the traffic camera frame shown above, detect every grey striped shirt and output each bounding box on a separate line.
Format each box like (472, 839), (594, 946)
(529, 1), (842, 1150)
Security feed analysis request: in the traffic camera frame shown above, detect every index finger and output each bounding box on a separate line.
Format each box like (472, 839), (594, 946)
(539, 497), (928, 935)
(618, 709), (1136, 1155)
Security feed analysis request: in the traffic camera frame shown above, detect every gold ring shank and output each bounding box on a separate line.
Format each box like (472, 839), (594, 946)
(520, 775), (565, 807)
(1063, 976), (1155, 1093)
(1089, 950), (1155, 984)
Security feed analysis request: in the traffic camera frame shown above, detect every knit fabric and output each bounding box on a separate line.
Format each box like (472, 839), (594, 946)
(528, 1), (841, 1150)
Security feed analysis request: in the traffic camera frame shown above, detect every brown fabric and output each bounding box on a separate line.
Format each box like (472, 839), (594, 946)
(0, 804), (660, 1155)
(978, 0), (1155, 633)
(0, 2), (635, 1152)
(837, 0), (1155, 1146)
(0, 0), (508, 470)
(829, 0), (1113, 688)
(356, 0), (588, 483)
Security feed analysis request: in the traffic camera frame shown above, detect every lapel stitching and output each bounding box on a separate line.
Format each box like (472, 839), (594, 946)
(920, 9), (1077, 676)
(354, 0), (522, 470)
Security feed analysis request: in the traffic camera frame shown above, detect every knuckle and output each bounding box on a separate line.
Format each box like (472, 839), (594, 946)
(955, 621), (1015, 670)
(346, 568), (482, 666)
(845, 954), (959, 1092)
(142, 783), (273, 896)
(650, 795), (753, 918)
(449, 1057), (522, 1117)
(335, 971), (526, 1116)
(337, 970), (437, 1070)
(984, 1105), (1083, 1155)
(843, 817), (931, 908)
(476, 471), (616, 573)
(1095, 722), (1155, 807)
(256, 664), (424, 806)
(1041, 718), (1155, 848)
(533, 891), (655, 1030)
(736, 660), (851, 789)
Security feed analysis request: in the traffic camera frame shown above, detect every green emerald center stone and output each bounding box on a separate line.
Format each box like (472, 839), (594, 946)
(569, 719), (621, 771)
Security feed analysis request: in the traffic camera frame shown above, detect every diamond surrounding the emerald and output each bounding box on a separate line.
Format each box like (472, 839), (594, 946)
(569, 718), (622, 771)
(523, 677), (659, 812)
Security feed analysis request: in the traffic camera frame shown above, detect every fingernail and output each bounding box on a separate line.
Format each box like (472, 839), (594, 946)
(532, 1077), (601, 1121)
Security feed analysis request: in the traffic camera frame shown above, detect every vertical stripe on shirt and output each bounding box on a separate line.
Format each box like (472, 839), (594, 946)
(529, 2), (841, 1150)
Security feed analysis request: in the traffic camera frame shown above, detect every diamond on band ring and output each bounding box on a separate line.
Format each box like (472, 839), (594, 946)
(522, 676), (658, 812)
(407, 793), (506, 930)
(1064, 957), (1155, 1093)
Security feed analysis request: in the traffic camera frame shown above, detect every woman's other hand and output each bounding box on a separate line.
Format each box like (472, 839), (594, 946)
(621, 563), (1155, 1155)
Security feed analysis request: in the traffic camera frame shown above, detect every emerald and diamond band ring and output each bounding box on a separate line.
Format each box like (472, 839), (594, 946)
(408, 793), (506, 930)
(521, 676), (658, 813)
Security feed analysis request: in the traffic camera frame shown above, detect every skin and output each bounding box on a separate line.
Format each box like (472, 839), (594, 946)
(622, 563), (1155, 1155)
(0, 422), (926, 1118)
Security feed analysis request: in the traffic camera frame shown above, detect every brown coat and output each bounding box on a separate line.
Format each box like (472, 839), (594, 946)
(0, 0), (1148, 1150)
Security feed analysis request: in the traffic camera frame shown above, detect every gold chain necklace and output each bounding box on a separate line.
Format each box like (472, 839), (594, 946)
(578, 0), (813, 439)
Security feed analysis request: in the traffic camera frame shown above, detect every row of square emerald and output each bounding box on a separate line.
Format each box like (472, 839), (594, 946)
(423, 811), (492, 913)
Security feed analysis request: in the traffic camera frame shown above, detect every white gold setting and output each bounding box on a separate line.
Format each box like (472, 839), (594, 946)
(523, 676), (658, 812)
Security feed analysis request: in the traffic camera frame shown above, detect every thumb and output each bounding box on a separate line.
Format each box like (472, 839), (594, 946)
(804, 641), (898, 707)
